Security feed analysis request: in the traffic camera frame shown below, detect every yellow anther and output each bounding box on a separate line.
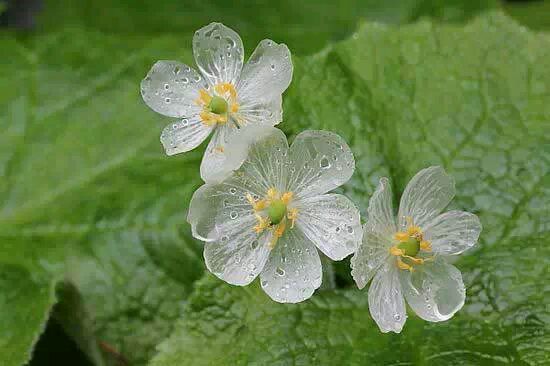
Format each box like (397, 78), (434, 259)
(390, 246), (405, 256)
(269, 221), (286, 249)
(420, 240), (432, 252)
(196, 89), (212, 106)
(287, 208), (298, 229)
(394, 232), (409, 243)
(397, 257), (413, 272)
(407, 225), (423, 239)
(253, 214), (270, 234)
(214, 83), (237, 101)
(214, 146), (225, 153)
(230, 102), (239, 113)
(281, 192), (293, 205)
(246, 193), (267, 211)
(267, 188), (279, 201)
(402, 255), (424, 265)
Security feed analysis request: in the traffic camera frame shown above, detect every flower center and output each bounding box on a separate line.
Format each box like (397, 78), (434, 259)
(195, 82), (240, 127)
(246, 188), (298, 249)
(208, 95), (228, 115)
(390, 217), (433, 272)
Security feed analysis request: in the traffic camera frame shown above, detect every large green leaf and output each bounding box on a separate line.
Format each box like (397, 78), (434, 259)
(0, 2), (504, 365)
(150, 12), (549, 365)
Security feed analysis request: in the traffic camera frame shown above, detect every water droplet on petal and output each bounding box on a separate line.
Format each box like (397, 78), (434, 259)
(276, 267), (285, 276)
(320, 156), (331, 169)
(230, 211), (238, 219)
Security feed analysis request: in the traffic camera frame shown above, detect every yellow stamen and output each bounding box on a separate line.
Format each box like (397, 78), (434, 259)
(196, 89), (212, 106)
(407, 225), (423, 239)
(254, 214), (270, 234)
(214, 83), (237, 101)
(267, 188), (279, 201)
(230, 103), (239, 113)
(397, 257), (413, 272)
(402, 255), (424, 265)
(214, 146), (225, 153)
(420, 240), (432, 251)
(269, 221), (286, 249)
(246, 193), (267, 211)
(287, 208), (298, 229)
(390, 246), (405, 256)
(394, 232), (409, 242)
(281, 192), (293, 205)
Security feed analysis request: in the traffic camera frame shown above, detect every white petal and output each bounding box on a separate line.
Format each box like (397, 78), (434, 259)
(287, 130), (354, 198)
(237, 39), (292, 103)
(160, 116), (213, 156)
(193, 23), (244, 86)
(237, 95), (282, 127)
(368, 262), (407, 333)
(260, 229), (322, 303)
(200, 125), (289, 186)
(200, 124), (235, 183)
(187, 176), (261, 242)
(295, 193), (362, 261)
(423, 211), (482, 255)
(397, 166), (455, 229)
(141, 61), (207, 118)
(399, 258), (465, 322)
(204, 217), (271, 286)
(351, 178), (396, 289)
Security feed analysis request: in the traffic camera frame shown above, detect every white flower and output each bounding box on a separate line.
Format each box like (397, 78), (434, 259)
(140, 22), (293, 181)
(351, 166), (482, 333)
(188, 126), (362, 303)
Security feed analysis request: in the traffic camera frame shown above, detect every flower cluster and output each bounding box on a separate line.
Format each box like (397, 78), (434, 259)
(141, 23), (482, 332)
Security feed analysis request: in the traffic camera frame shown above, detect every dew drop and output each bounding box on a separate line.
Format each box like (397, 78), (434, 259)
(164, 83), (170, 90)
(276, 267), (285, 276)
(320, 156), (331, 169)
(230, 211), (238, 219)
(270, 64), (275, 70)
(250, 240), (259, 249)
(165, 97), (171, 104)
(347, 226), (354, 234)
(194, 75), (201, 82)
(229, 187), (237, 194)
(221, 235), (229, 242)
(222, 199), (229, 207)
(182, 77), (189, 84)
(393, 314), (401, 321)
(173, 66), (181, 75)
(261, 280), (268, 287)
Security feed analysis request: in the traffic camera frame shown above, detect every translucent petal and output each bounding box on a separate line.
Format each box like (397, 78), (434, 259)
(200, 124), (236, 183)
(287, 130), (354, 198)
(295, 193), (362, 261)
(237, 39), (292, 103)
(193, 23), (244, 86)
(351, 178), (396, 289)
(399, 258), (465, 322)
(160, 116), (213, 156)
(141, 61), (207, 118)
(423, 211), (482, 255)
(397, 166), (455, 230)
(187, 175), (262, 242)
(368, 261), (407, 333)
(204, 217), (271, 286)
(260, 229), (322, 303)
(237, 95), (282, 128)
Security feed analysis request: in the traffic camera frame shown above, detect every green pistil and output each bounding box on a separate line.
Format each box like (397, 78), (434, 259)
(397, 237), (420, 257)
(268, 200), (287, 225)
(209, 96), (228, 114)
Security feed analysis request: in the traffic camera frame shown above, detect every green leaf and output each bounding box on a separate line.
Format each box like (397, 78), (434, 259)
(37, 0), (498, 55)
(0, 264), (57, 366)
(150, 12), (549, 365)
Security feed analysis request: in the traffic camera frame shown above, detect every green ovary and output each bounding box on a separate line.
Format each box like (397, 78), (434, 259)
(397, 237), (420, 257)
(209, 96), (228, 114)
(267, 200), (287, 225)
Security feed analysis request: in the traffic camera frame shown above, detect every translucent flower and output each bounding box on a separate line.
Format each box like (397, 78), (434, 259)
(351, 166), (482, 333)
(141, 22), (293, 181)
(188, 126), (362, 303)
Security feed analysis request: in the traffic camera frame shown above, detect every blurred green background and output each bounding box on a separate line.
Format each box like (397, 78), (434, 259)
(1, 1), (549, 366)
